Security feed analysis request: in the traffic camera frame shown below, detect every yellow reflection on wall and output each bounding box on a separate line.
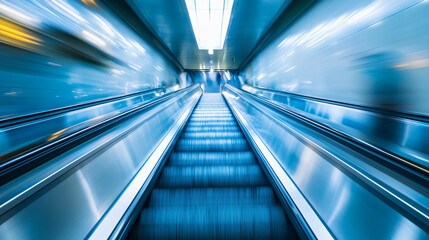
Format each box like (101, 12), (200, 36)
(81, 0), (98, 7)
(0, 17), (42, 50)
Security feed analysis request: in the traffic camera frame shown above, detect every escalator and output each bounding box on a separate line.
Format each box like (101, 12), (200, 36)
(131, 93), (298, 239)
(1, 87), (426, 239)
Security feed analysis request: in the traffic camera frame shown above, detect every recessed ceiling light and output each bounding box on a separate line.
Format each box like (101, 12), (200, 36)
(185, 0), (234, 50)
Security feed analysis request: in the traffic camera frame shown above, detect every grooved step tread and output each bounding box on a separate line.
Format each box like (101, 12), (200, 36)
(181, 131), (243, 139)
(146, 187), (277, 207)
(156, 165), (268, 188)
(137, 205), (289, 240)
(184, 126), (241, 132)
(169, 152), (255, 166)
(175, 138), (249, 152)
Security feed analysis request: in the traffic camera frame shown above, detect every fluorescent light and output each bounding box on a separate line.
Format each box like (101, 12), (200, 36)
(208, 49), (213, 55)
(185, 0), (234, 50)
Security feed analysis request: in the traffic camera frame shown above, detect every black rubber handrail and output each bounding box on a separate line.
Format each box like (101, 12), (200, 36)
(225, 85), (429, 187)
(0, 85), (200, 186)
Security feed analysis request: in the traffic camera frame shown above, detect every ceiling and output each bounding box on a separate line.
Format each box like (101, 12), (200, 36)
(126, 0), (291, 70)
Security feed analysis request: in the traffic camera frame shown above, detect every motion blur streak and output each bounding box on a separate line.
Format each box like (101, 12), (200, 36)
(0, 0), (179, 118)
(81, 0), (98, 7)
(242, 0), (429, 116)
(0, 17), (42, 49)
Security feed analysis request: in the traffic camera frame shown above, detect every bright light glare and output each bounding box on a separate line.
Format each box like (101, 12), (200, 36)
(0, 3), (41, 26)
(208, 49), (213, 55)
(82, 30), (106, 47)
(185, 0), (234, 50)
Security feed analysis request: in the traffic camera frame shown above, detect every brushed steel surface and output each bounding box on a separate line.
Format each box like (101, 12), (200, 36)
(223, 84), (429, 240)
(0, 85), (202, 240)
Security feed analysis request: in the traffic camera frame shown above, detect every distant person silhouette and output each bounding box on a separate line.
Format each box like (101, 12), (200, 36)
(358, 52), (406, 143)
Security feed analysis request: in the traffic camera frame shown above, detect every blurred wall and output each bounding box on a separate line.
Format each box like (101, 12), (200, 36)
(0, 0), (179, 119)
(241, 0), (429, 116)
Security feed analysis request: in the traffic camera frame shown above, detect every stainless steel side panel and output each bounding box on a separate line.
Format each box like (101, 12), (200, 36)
(222, 85), (429, 240)
(0, 86), (202, 240)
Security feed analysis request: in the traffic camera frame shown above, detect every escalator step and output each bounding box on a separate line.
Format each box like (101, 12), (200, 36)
(169, 152), (255, 166)
(184, 126), (241, 133)
(189, 117), (235, 122)
(193, 111), (229, 113)
(136, 205), (289, 239)
(175, 138), (249, 151)
(191, 113), (233, 117)
(146, 187), (277, 207)
(181, 131), (243, 139)
(156, 165), (268, 188)
(186, 121), (237, 127)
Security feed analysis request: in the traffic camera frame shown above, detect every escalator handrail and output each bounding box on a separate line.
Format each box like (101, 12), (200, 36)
(242, 84), (429, 123)
(0, 85), (179, 128)
(225, 84), (429, 179)
(0, 84), (201, 186)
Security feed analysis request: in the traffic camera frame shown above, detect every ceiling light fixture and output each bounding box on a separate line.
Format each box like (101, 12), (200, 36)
(185, 0), (234, 50)
(208, 49), (213, 55)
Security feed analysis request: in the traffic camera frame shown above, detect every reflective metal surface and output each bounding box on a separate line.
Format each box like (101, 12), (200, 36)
(222, 84), (429, 239)
(241, 0), (429, 116)
(126, 0), (290, 70)
(242, 84), (429, 173)
(0, 85), (202, 240)
(0, 85), (179, 166)
(0, 0), (179, 119)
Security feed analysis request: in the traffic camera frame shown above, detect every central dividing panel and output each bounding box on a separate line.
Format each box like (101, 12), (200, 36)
(133, 93), (297, 239)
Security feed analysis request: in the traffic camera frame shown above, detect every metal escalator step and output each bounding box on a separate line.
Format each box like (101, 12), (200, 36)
(186, 120), (237, 127)
(192, 112), (231, 115)
(195, 108), (228, 110)
(169, 152), (255, 166)
(136, 205), (289, 239)
(191, 113), (233, 117)
(193, 110), (230, 113)
(181, 131), (243, 139)
(184, 126), (241, 133)
(196, 106), (227, 108)
(175, 138), (249, 151)
(156, 165), (268, 188)
(189, 117), (235, 122)
(145, 187), (276, 207)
